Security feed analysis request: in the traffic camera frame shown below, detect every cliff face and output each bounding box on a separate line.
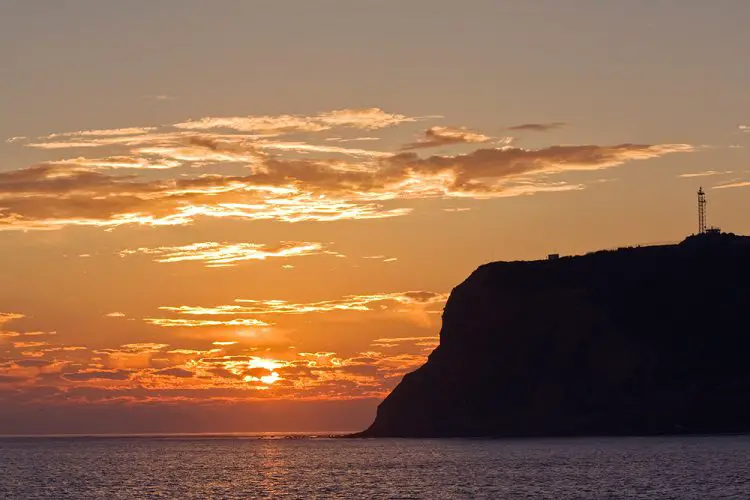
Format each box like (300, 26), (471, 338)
(361, 233), (750, 437)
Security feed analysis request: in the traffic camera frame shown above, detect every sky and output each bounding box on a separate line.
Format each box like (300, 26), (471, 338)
(1, 0), (749, 434)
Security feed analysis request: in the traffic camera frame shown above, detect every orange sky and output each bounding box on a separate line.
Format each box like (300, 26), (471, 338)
(1, 1), (749, 433)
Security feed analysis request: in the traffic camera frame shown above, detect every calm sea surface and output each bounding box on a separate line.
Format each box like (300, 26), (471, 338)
(1, 434), (749, 499)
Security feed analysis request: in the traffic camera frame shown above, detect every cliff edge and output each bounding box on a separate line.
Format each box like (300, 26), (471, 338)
(360, 232), (750, 437)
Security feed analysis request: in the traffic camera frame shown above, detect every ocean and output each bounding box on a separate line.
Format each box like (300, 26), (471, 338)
(1, 434), (749, 499)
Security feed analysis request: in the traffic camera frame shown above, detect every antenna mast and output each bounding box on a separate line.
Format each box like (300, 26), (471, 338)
(697, 187), (707, 234)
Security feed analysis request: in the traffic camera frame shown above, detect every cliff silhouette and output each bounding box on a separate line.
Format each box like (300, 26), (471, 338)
(360, 232), (750, 437)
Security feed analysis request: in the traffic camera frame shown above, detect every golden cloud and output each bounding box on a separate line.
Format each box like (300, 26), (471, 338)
(0, 338), (438, 400)
(41, 127), (157, 139)
(370, 336), (439, 348)
(678, 171), (732, 178)
(144, 318), (271, 328)
(401, 126), (492, 150)
(714, 180), (750, 189)
(174, 108), (417, 135)
(50, 156), (182, 170)
(120, 241), (330, 267)
(157, 291), (448, 317)
(0, 109), (695, 231)
(0, 312), (24, 327)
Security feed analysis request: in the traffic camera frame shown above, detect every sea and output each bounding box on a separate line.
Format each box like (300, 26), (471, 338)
(1, 434), (749, 499)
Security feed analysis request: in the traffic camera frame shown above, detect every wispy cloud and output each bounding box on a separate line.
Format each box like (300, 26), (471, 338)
(158, 291), (448, 317)
(362, 255), (398, 263)
(49, 156), (182, 170)
(678, 170), (733, 178)
(316, 108), (420, 129)
(41, 127), (157, 140)
(120, 241), (331, 268)
(0, 331), (440, 400)
(401, 126), (492, 150)
(326, 137), (380, 143)
(12, 341), (49, 349)
(0, 312), (24, 327)
(370, 336), (439, 348)
(118, 343), (169, 353)
(255, 139), (389, 158)
(713, 180), (750, 190)
(0, 109), (694, 231)
(63, 370), (132, 382)
(508, 122), (566, 132)
(0, 313), (50, 341)
(144, 318), (271, 328)
(174, 108), (418, 135)
(154, 367), (194, 378)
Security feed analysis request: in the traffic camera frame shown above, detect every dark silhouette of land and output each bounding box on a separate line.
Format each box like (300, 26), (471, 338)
(358, 232), (750, 437)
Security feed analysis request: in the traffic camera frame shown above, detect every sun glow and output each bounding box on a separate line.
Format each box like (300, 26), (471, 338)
(244, 357), (285, 385)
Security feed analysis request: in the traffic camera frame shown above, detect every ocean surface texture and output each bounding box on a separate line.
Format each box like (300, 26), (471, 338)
(1, 435), (749, 499)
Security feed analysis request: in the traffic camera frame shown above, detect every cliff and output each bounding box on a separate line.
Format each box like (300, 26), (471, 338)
(360, 232), (750, 437)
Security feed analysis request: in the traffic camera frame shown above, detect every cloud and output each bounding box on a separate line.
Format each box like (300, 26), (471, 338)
(158, 291), (448, 317)
(401, 126), (491, 150)
(50, 156), (182, 170)
(120, 241), (329, 268)
(106, 312), (126, 318)
(41, 127), (157, 140)
(0, 108), (695, 231)
(371, 336), (439, 348)
(174, 115), (328, 135)
(508, 122), (566, 132)
(13, 341), (48, 349)
(376, 143), (692, 197)
(154, 368), (194, 378)
(713, 180), (750, 190)
(13, 359), (54, 368)
(63, 370), (132, 381)
(118, 343), (169, 353)
(678, 170), (733, 178)
(40, 345), (85, 352)
(144, 318), (271, 328)
(255, 140), (389, 158)
(174, 108), (416, 135)
(326, 137), (380, 143)
(0, 162), (412, 231)
(315, 108), (418, 130)
(0, 312), (24, 327)
(24, 131), (263, 152)
(0, 340), (440, 402)
(362, 255), (398, 263)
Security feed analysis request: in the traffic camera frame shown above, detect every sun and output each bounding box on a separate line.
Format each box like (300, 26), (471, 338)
(244, 357), (286, 385)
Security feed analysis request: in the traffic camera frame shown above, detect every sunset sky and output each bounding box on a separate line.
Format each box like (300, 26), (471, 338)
(1, 1), (749, 434)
